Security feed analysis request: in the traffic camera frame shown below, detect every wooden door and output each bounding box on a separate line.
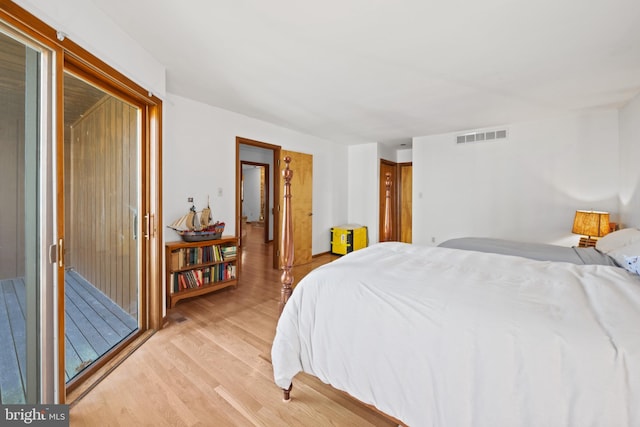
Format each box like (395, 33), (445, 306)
(379, 160), (398, 241)
(400, 163), (412, 243)
(379, 160), (412, 242)
(278, 150), (313, 266)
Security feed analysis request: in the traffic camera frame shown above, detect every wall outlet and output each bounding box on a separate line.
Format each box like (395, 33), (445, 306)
(187, 197), (193, 203)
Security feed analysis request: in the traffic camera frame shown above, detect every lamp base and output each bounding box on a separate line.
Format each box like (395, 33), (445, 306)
(577, 237), (597, 248)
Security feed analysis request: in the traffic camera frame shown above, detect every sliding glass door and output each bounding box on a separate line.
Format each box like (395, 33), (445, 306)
(63, 72), (141, 384)
(0, 26), (55, 404)
(0, 24), (142, 402)
(1, 2), (163, 404)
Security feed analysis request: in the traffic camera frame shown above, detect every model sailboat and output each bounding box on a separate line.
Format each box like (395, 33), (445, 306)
(168, 198), (224, 242)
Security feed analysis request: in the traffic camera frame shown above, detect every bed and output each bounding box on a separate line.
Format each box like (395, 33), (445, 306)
(271, 158), (640, 426)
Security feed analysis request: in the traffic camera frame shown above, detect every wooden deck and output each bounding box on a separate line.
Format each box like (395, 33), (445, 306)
(0, 270), (137, 404)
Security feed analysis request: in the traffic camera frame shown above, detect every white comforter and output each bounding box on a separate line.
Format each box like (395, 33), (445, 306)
(271, 242), (640, 427)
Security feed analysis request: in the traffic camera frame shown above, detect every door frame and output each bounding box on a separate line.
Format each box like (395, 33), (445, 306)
(379, 159), (413, 242)
(236, 137), (281, 269)
(379, 159), (399, 241)
(399, 162), (413, 243)
(62, 53), (163, 401)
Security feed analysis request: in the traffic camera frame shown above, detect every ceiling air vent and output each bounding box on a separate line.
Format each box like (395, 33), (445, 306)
(456, 129), (508, 144)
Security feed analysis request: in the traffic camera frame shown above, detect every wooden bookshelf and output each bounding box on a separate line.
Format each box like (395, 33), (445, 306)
(165, 236), (239, 308)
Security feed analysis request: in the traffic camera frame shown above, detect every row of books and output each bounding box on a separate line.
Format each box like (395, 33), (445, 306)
(170, 263), (237, 293)
(221, 245), (237, 261)
(171, 245), (237, 269)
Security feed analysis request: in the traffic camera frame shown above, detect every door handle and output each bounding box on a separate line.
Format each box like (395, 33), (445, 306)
(57, 238), (64, 268)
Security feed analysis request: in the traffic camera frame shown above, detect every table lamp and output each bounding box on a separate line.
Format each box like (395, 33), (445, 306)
(571, 210), (610, 247)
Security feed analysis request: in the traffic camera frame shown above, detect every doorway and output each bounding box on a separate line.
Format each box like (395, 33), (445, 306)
(237, 138), (279, 269)
(241, 161), (270, 244)
(236, 138), (314, 270)
(379, 159), (413, 243)
(63, 72), (140, 385)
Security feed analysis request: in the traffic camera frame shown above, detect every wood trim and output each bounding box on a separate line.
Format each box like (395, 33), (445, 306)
(149, 101), (163, 332)
(55, 33), (66, 407)
(399, 162), (412, 243)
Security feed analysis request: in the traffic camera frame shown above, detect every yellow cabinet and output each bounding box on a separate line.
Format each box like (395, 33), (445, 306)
(331, 225), (368, 255)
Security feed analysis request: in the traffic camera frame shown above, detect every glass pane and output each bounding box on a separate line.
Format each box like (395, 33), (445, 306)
(63, 73), (140, 382)
(0, 31), (39, 404)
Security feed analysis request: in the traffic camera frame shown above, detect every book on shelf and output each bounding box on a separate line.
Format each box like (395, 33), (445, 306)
(167, 238), (239, 308)
(221, 246), (237, 261)
(171, 244), (237, 270)
(171, 264), (238, 292)
(225, 263), (236, 280)
(171, 251), (180, 270)
(172, 270), (205, 292)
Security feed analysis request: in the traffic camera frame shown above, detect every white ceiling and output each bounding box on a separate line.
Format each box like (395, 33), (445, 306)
(91, 0), (640, 146)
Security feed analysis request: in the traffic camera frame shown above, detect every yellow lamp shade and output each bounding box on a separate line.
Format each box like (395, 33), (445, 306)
(571, 210), (610, 238)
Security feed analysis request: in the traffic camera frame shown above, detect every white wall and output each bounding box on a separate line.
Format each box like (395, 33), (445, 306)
(14, 0), (166, 98)
(412, 111), (620, 246)
(347, 143), (379, 241)
(10, 0), (349, 256)
(378, 144), (397, 163)
(619, 93), (640, 228)
(396, 148), (413, 163)
(9, 0), (636, 250)
(164, 94), (348, 255)
(346, 143), (414, 244)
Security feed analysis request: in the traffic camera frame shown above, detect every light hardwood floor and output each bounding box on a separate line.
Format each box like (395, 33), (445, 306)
(70, 224), (397, 426)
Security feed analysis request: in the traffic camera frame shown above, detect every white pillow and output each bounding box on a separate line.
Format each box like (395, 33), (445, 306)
(607, 241), (640, 272)
(595, 228), (640, 254)
(624, 255), (640, 275)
